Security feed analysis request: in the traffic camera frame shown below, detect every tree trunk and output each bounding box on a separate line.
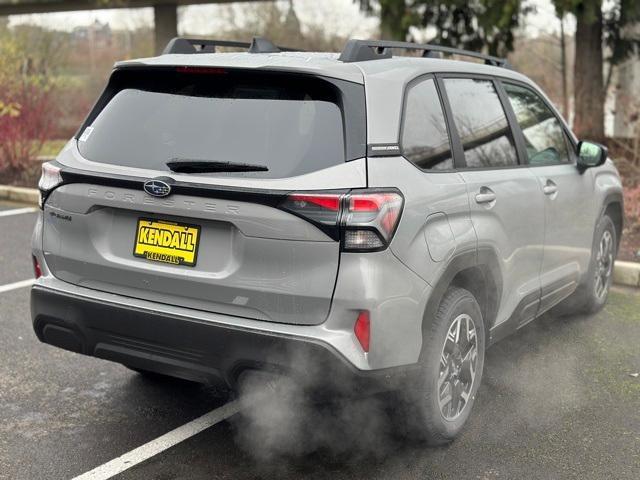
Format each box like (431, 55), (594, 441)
(573, 2), (605, 141)
(379, 0), (408, 40)
(560, 15), (569, 120)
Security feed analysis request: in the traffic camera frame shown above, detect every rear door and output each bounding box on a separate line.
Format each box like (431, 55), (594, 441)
(42, 67), (367, 326)
(501, 81), (595, 312)
(381, 75), (476, 284)
(439, 76), (545, 328)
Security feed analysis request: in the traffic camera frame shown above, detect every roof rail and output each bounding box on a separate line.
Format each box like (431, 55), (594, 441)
(162, 36), (302, 55)
(338, 39), (513, 69)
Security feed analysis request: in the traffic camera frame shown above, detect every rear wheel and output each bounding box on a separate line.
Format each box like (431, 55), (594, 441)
(401, 286), (485, 445)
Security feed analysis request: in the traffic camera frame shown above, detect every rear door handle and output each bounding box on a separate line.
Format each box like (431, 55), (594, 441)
(475, 188), (496, 204)
(543, 180), (558, 196)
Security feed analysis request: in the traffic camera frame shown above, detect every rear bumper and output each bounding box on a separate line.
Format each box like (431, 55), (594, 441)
(31, 285), (417, 392)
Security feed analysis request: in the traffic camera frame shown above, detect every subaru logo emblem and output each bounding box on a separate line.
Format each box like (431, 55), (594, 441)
(143, 180), (171, 198)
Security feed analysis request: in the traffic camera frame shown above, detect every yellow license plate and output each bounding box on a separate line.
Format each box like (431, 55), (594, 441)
(133, 218), (200, 267)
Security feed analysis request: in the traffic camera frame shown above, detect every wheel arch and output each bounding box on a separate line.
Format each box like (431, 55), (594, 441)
(420, 248), (502, 359)
(602, 193), (623, 250)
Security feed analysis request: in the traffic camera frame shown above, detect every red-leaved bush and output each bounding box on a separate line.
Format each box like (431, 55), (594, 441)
(625, 184), (640, 233)
(0, 81), (57, 175)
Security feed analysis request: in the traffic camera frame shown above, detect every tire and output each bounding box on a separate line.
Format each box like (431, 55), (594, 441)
(400, 286), (485, 445)
(553, 214), (617, 316)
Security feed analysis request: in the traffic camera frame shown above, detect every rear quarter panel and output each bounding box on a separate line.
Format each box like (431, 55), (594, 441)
(366, 156), (477, 287)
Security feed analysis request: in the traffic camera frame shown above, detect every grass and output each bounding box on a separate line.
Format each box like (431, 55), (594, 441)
(585, 289), (640, 398)
(605, 289), (640, 325)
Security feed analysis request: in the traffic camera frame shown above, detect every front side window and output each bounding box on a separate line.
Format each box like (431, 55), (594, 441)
(401, 78), (453, 170)
(503, 83), (570, 166)
(443, 78), (518, 168)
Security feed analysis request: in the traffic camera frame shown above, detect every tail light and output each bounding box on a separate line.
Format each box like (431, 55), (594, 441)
(279, 193), (342, 226)
(354, 311), (370, 353)
(32, 255), (42, 279)
(279, 189), (403, 252)
(176, 66), (227, 75)
(38, 162), (63, 209)
(342, 192), (403, 251)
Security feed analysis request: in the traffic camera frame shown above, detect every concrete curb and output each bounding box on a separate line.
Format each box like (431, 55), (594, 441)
(1, 184), (639, 288)
(613, 261), (640, 288)
(0, 185), (39, 205)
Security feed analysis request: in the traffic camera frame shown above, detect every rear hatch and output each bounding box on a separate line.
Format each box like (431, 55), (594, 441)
(42, 66), (366, 325)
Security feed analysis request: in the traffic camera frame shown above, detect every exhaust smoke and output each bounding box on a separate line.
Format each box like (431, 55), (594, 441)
(230, 353), (400, 466)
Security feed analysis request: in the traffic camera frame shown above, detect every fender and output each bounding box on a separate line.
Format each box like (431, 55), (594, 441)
(419, 247), (502, 360)
(601, 191), (624, 247)
(593, 163), (624, 245)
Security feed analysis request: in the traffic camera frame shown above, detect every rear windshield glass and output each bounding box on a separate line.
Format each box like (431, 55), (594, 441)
(77, 69), (346, 178)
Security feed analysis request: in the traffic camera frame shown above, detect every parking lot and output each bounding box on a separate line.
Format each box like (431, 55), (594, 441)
(0, 200), (638, 480)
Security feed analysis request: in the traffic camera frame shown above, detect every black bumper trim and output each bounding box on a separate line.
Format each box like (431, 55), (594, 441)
(31, 286), (414, 391)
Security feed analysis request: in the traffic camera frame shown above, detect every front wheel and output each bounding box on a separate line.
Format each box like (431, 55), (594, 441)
(401, 286), (485, 445)
(553, 214), (617, 316)
(586, 215), (617, 312)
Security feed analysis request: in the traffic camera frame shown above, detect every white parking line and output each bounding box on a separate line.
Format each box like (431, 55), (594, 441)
(0, 278), (35, 294)
(0, 207), (38, 217)
(71, 400), (241, 480)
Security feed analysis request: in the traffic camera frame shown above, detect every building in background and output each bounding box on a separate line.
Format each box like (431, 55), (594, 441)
(71, 19), (111, 48)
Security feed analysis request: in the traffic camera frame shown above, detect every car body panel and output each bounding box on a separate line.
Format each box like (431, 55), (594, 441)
(530, 163), (595, 312)
(593, 160), (624, 220)
(366, 156), (476, 286)
(42, 178), (345, 325)
(31, 243), (431, 371)
(459, 168), (545, 328)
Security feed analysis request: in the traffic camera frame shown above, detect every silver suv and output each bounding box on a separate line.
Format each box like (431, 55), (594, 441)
(31, 37), (623, 444)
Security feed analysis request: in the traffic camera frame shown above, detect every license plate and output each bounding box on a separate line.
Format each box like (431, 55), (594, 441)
(133, 218), (200, 267)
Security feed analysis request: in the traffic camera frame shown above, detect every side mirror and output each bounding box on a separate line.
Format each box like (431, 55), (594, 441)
(577, 140), (607, 170)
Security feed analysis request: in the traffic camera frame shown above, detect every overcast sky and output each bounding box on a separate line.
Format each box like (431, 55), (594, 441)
(7, 0), (572, 38)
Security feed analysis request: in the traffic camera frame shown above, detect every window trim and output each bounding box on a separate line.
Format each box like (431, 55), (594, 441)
(398, 73), (457, 173)
(436, 73), (524, 171)
(498, 79), (578, 167)
(395, 71), (579, 173)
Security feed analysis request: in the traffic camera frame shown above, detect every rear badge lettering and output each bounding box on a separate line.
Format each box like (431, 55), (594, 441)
(86, 187), (240, 215)
(49, 211), (72, 221)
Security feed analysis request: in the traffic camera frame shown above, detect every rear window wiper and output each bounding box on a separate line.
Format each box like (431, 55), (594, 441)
(166, 159), (269, 174)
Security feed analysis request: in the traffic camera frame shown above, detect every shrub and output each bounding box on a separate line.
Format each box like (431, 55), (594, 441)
(625, 184), (640, 232)
(0, 25), (59, 179)
(0, 79), (57, 176)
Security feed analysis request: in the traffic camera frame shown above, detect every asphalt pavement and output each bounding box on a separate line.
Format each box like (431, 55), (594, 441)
(0, 202), (638, 480)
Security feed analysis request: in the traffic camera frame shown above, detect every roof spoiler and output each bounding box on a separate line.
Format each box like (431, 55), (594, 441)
(162, 36), (303, 55)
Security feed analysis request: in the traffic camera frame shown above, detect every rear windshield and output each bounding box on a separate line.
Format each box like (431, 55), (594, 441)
(77, 68), (351, 178)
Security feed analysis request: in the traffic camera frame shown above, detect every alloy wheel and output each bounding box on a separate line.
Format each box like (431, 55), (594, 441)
(437, 313), (478, 421)
(594, 230), (614, 301)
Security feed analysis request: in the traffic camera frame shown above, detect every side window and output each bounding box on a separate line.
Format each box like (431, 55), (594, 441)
(443, 78), (518, 168)
(503, 83), (570, 166)
(401, 78), (453, 170)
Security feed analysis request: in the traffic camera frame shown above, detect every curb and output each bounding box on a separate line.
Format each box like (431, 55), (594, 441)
(613, 261), (640, 288)
(1, 184), (639, 288)
(0, 185), (39, 205)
